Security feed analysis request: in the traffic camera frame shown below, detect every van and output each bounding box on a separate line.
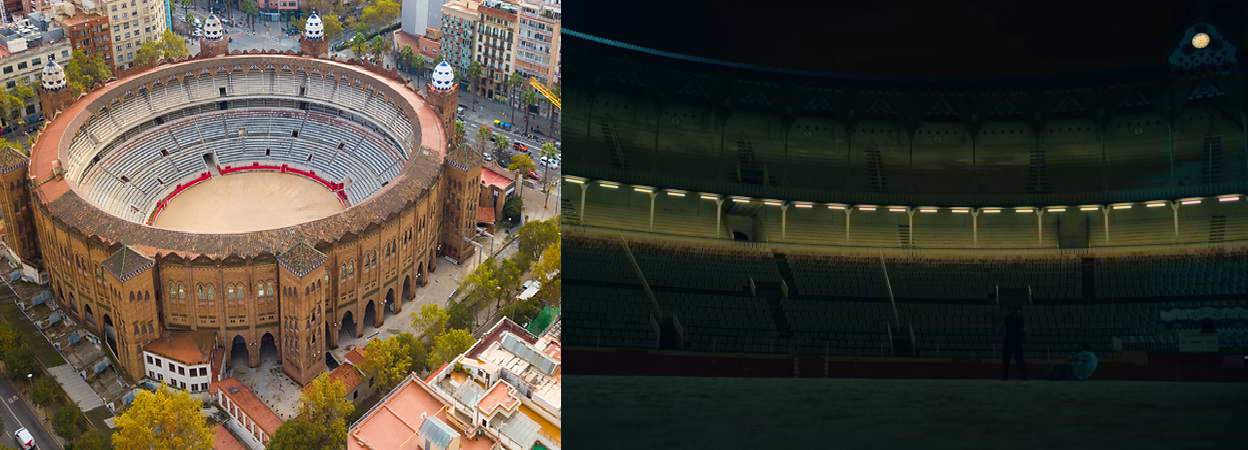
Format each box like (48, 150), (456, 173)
(14, 428), (34, 450)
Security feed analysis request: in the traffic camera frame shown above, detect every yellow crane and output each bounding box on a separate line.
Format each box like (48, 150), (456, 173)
(529, 77), (560, 110)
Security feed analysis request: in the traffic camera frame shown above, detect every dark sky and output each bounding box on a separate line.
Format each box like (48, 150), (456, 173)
(566, 0), (1246, 76)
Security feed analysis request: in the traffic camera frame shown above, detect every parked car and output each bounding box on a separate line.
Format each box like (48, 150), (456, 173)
(513, 142), (529, 153)
(548, 160), (559, 170)
(525, 169), (540, 180)
(13, 428), (34, 450)
(483, 152), (493, 162)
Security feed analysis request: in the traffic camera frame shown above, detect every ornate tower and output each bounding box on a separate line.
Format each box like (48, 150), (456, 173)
(276, 242), (328, 386)
(100, 246), (160, 381)
(300, 11), (329, 58)
(38, 57), (74, 121)
(0, 146), (36, 263)
(432, 61), (481, 263)
(198, 14), (229, 58)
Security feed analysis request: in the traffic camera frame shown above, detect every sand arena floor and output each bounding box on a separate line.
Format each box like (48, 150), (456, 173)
(151, 172), (345, 233)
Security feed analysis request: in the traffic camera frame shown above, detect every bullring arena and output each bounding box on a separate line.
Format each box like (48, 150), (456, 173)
(18, 41), (482, 387)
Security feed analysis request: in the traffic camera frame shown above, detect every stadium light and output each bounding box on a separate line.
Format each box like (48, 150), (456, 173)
(1079, 205), (1100, 212)
(598, 182), (619, 189)
(1217, 194), (1241, 203)
(699, 193), (719, 201)
(981, 207), (1001, 214)
(1111, 203), (1132, 210)
(887, 206), (907, 213)
(827, 204), (847, 210)
(1145, 201), (1167, 208)
(793, 202), (813, 209)
(857, 205), (877, 212)
(918, 207), (938, 213)
(1180, 197), (1202, 205)
(564, 177), (585, 184)
(763, 199), (784, 207)
(633, 186), (653, 194)
(1014, 207), (1034, 213)
(731, 196), (753, 204)
(665, 189), (686, 197)
(1045, 206), (1067, 213)
(950, 207), (970, 214)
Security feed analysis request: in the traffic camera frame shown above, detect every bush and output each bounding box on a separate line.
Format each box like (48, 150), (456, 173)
(502, 195), (523, 224)
(53, 404), (84, 441)
(69, 429), (113, 450)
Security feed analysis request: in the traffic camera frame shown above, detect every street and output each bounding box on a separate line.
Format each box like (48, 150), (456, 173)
(0, 377), (61, 450)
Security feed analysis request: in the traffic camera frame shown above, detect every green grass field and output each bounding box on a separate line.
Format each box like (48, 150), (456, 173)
(566, 376), (1248, 450)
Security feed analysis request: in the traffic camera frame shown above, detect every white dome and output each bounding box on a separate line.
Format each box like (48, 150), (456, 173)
(203, 14), (224, 40)
(41, 58), (66, 91)
(431, 61), (455, 91)
(304, 12), (324, 40)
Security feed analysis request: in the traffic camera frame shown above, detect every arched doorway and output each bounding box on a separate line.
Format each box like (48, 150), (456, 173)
(67, 292), (76, 313)
(383, 289), (396, 324)
(339, 311), (357, 341)
(230, 335), (249, 371)
(101, 314), (117, 357)
(363, 300), (377, 329)
(259, 333), (278, 366)
(402, 276), (412, 302)
(82, 303), (93, 325)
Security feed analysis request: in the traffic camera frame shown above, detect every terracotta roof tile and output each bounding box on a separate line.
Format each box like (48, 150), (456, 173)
(102, 246), (155, 282)
(277, 242), (326, 277)
(212, 378), (283, 438)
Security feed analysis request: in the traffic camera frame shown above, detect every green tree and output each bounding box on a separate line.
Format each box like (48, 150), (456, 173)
(4, 347), (39, 382)
(359, 336), (412, 392)
(70, 429), (114, 450)
(53, 404), (84, 441)
(453, 119), (466, 151)
(266, 419), (324, 450)
(112, 386), (212, 450)
(466, 61), (482, 103)
(516, 218), (558, 267)
(63, 50), (112, 96)
(31, 376), (62, 410)
(428, 329), (475, 370)
(395, 333), (430, 375)
(133, 40), (164, 68)
(322, 14), (345, 43)
(360, 0), (400, 31)
(494, 134), (510, 167)
(507, 153), (537, 198)
(499, 298), (542, 325)
(179, 0), (192, 15)
(349, 33), (370, 60)
(502, 195), (523, 226)
(412, 53), (427, 81)
(411, 304), (450, 337)
(275, 372), (355, 449)
(521, 87), (539, 135)
(477, 125), (492, 160)
(368, 35), (387, 63)
(539, 141), (558, 208)
(240, 0), (259, 30)
(396, 45), (415, 73)
(160, 30), (190, 61)
(532, 241), (561, 307)
(507, 71), (523, 121)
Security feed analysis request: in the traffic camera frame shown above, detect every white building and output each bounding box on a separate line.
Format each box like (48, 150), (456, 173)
(141, 331), (216, 392)
(0, 17), (72, 127)
(76, 0), (168, 68)
(402, 0), (446, 37)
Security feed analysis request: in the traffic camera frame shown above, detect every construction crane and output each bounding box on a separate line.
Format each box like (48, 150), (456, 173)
(528, 77), (560, 110)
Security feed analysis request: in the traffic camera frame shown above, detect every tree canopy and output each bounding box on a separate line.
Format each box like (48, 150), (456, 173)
(360, 0), (401, 31)
(412, 304), (450, 338)
(63, 50), (112, 95)
(359, 335), (413, 392)
(429, 329), (475, 371)
(112, 386), (212, 450)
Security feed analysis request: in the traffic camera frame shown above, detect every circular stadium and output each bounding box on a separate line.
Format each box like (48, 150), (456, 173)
(22, 30), (481, 386)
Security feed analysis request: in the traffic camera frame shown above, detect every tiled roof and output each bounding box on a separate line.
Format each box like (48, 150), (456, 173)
(143, 330), (215, 366)
(344, 348), (366, 366)
(327, 364), (363, 391)
(481, 165), (513, 190)
(277, 242), (326, 277)
(101, 246), (155, 282)
(0, 146), (27, 174)
(212, 424), (247, 450)
(476, 206), (495, 224)
(212, 378), (283, 439)
(466, 317), (536, 359)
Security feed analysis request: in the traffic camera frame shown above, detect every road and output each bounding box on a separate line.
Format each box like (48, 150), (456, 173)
(0, 377), (61, 450)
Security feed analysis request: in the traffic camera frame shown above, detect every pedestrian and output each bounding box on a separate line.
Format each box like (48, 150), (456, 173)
(1001, 305), (1027, 380)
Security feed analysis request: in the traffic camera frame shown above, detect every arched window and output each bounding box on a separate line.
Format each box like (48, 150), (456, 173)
(129, 291), (135, 302)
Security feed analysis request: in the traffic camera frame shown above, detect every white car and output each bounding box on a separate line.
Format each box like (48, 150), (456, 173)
(548, 160), (558, 170)
(538, 156), (549, 166)
(482, 152), (493, 162)
(14, 428), (34, 450)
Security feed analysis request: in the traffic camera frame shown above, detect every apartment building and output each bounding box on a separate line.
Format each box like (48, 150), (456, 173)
(97, 0), (168, 68)
(515, 0), (557, 86)
(439, 0), (479, 70)
(59, 13), (115, 70)
(0, 20), (72, 129)
(474, 0), (516, 99)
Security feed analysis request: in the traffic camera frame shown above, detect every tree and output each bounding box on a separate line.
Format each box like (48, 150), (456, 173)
(532, 241), (561, 307)
(507, 71), (523, 121)
(240, 0), (259, 30)
(64, 50), (112, 96)
(466, 61), (482, 103)
(539, 142), (558, 208)
(516, 218), (558, 266)
(412, 53), (427, 81)
(359, 336), (412, 392)
(70, 429), (114, 450)
(322, 14), (345, 43)
(368, 35), (387, 64)
(477, 125), (492, 159)
(411, 304), (449, 338)
(112, 386), (212, 450)
(360, 0), (401, 32)
(502, 195), (523, 225)
(349, 33), (370, 60)
(31, 376), (61, 410)
(53, 404), (84, 441)
(133, 40), (164, 68)
(395, 333), (430, 375)
(507, 153), (537, 199)
(266, 419), (325, 450)
(179, 0), (192, 15)
(278, 372), (355, 449)
(453, 120), (466, 151)
(160, 30), (190, 61)
(396, 45), (415, 73)
(495, 134), (510, 168)
(499, 298), (541, 325)
(4, 347), (39, 382)
(521, 87), (539, 134)
(428, 329), (475, 370)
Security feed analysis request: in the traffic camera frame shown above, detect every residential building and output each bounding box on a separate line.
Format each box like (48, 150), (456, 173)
(479, 165), (513, 231)
(348, 372), (498, 450)
(94, 0), (168, 69)
(213, 377), (283, 448)
(474, 0), (517, 99)
(439, 0), (478, 70)
(0, 18), (72, 130)
(514, 0), (557, 86)
(401, 0), (445, 37)
(141, 330), (218, 393)
(59, 13), (115, 70)
(259, 0), (300, 20)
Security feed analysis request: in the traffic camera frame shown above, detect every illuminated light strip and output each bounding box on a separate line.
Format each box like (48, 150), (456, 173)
(1079, 205), (1100, 212)
(564, 177), (585, 184)
(1145, 201), (1167, 208)
(951, 207), (970, 214)
(598, 182), (619, 189)
(887, 206), (908, 213)
(827, 204), (847, 210)
(1218, 195), (1241, 203)
(1111, 203), (1132, 210)
(763, 199), (784, 207)
(1046, 206), (1067, 213)
(981, 208), (1001, 214)
(1014, 207), (1034, 213)
(666, 190), (686, 197)
(700, 193), (719, 201)
(793, 202), (813, 209)
(731, 196), (753, 204)
(857, 205), (877, 212)
(918, 207), (938, 213)
(633, 186), (653, 194)
(1180, 198), (1202, 205)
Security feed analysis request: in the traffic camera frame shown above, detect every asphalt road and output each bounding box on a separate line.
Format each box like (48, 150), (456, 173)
(0, 377), (61, 450)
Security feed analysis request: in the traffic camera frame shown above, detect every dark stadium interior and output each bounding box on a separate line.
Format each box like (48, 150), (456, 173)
(564, 2), (1248, 449)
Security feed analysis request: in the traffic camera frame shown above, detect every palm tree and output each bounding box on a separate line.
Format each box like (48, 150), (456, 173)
(495, 135), (510, 169)
(521, 88), (539, 135)
(477, 125), (492, 160)
(507, 72), (523, 122)
(453, 120), (466, 150)
(349, 33), (369, 60)
(368, 36), (386, 64)
(466, 61), (482, 107)
(412, 54), (427, 83)
(539, 142), (558, 209)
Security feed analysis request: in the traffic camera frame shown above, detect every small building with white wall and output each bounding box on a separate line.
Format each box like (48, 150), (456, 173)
(141, 330), (216, 393)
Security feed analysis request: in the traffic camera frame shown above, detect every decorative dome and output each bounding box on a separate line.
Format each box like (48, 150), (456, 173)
(431, 61), (455, 91)
(42, 57), (66, 91)
(304, 12), (324, 40)
(203, 14), (224, 40)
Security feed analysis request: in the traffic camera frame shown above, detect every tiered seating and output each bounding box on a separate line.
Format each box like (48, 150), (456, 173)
(563, 236), (636, 284)
(630, 241), (780, 291)
(1095, 251), (1248, 298)
(788, 253), (889, 298)
(785, 300), (893, 354)
(662, 292), (779, 353)
(563, 284), (659, 349)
